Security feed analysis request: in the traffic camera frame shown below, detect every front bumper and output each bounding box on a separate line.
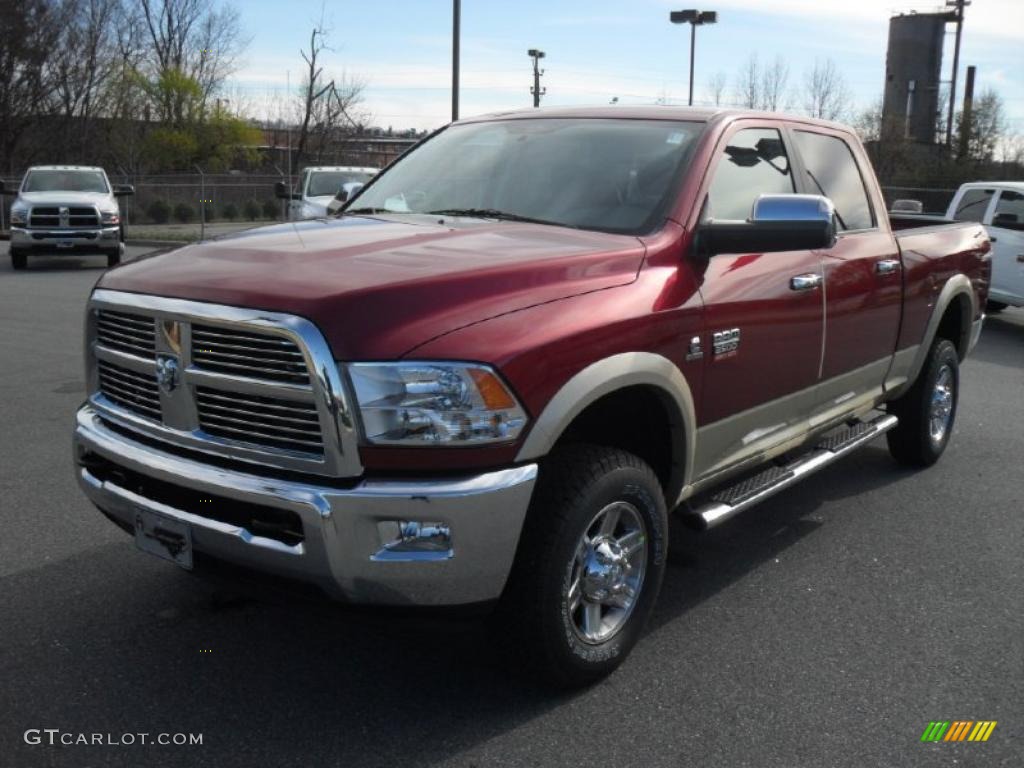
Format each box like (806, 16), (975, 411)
(73, 405), (537, 606)
(11, 225), (120, 252)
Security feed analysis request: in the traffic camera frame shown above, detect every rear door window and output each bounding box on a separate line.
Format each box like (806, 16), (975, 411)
(706, 128), (795, 220)
(991, 190), (1024, 231)
(952, 188), (995, 223)
(792, 131), (874, 232)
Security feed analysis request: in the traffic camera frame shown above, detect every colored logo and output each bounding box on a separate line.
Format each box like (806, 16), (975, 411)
(921, 721), (997, 742)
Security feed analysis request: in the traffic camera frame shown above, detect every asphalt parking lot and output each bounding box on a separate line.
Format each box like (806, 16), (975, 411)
(0, 246), (1021, 768)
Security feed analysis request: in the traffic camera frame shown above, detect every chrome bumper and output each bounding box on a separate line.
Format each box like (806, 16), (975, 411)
(73, 405), (537, 606)
(11, 226), (120, 249)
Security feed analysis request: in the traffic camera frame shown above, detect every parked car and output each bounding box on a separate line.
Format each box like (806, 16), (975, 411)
(275, 166), (378, 220)
(946, 181), (1024, 311)
(2, 166), (133, 270)
(73, 107), (989, 687)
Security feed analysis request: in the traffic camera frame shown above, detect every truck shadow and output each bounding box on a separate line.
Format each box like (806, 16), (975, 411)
(0, 446), (912, 767)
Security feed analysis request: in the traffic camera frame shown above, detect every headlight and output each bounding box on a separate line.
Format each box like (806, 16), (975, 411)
(10, 207), (27, 226)
(346, 362), (528, 445)
(100, 210), (120, 225)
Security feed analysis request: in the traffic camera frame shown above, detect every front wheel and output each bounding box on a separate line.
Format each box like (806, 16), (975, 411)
(886, 339), (959, 467)
(498, 444), (668, 688)
(10, 249), (27, 270)
(106, 249), (121, 268)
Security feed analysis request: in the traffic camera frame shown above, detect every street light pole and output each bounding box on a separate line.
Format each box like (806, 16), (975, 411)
(452, 0), (461, 122)
(670, 9), (718, 107)
(528, 49), (546, 108)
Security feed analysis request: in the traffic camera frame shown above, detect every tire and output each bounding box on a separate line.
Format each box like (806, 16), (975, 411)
(10, 249), (27, 270)
(986, 300), (1007, 314)
(886, 338), (959, 467)
(106, 249), (121, 268)
(498, 444), (668, 688)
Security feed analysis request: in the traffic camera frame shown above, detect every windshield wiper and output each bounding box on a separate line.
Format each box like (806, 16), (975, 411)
(426, 208), (561, 226)
(342, 207), (389, 215)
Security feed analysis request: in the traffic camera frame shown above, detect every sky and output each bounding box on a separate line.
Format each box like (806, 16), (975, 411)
(225, 0), (1024, 133)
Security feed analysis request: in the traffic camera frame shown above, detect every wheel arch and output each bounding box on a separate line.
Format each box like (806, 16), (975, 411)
(515, 352), (696, 506)
(898, 274), (976, 395)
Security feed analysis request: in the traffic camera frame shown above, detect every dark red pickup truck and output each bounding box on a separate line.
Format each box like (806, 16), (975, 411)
(74, 107), (990, 686)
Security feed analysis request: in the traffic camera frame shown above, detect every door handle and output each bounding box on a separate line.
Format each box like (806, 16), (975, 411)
(790, 273), (822, 291)
(1017, 254), (1024, 263)
(875, 259), (902, 275)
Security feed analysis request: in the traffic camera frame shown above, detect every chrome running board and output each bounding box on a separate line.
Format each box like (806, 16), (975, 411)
(684, 414), (899, 531)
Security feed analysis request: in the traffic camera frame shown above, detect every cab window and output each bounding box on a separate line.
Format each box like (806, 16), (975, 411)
(707, 128), (794, 220)
(991, 190), (1024, 231)
(792, 131), (874, 231)
(952, 188), (995, 223)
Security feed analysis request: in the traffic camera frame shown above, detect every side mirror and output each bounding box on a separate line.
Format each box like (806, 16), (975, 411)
(274, 181), (290, 200)
(334, 188), (350, 205)
(700, 194), (837, 255)
(113, 184), (134, 197)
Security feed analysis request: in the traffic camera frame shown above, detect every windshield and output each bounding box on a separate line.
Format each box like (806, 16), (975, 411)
(307, 171), (375, 197)
(23, 170), (109, 193)
(348, 118), (702, 234)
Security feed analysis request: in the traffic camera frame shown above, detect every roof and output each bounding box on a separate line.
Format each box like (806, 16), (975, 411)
(456, 105), (853, 132)
(25, 165), (106, 172)
(303, 166), (379, 173)
(957, 181), (1024, 191)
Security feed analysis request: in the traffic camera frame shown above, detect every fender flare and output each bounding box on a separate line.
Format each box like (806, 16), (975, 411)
(515, 352), (696, 504)
(898, 274), (977, 396)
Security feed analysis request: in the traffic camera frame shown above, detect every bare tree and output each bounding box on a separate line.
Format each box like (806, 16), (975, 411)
(955, 88), (1006, 162)
(295, 24), (334, 169)
(0, 0), (62, 171)
(760, 55), (790, 112)
(802, 58), (851, 121)
(705, 71), (728, 107)
(137, 0), (247, 122)
(734, 54), (760, 109)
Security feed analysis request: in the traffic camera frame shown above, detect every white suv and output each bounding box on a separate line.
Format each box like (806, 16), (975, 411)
(2, 166), (133, 270)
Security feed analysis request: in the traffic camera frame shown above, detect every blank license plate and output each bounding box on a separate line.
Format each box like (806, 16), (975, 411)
(134, 508), (193, 570)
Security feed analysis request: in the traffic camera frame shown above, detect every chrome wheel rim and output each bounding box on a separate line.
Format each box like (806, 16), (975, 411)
(928, 364), (955, 443)
(565, 501), (648, 645)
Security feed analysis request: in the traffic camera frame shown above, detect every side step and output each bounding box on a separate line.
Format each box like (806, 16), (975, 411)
(683, 414), (898, 531)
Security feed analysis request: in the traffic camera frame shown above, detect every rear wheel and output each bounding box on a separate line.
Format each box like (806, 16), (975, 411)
(886, 339), (959, 467)
(10, 249), (27, 270)
(498, 444), (668, 688)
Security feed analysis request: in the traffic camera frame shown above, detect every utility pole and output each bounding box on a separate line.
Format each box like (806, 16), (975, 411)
(452, 0), (461, 122)
(957, 65), (976, 160)
(944, 0), (969, 148)
(527, 49), (546, 108)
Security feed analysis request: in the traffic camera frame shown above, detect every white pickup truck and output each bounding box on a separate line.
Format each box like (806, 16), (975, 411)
(946, 181), (1024, 311)
(275, 166), (378, 220)
(2, 165), (133, 270)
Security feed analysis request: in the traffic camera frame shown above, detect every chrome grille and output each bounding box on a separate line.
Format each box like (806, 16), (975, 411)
(87, 289), (361, 478)
(29, 207), (60, 227)
(98, 360), (161, 420)
(196, 387), (324, 454)
(96, 310), (156, 358)
(191, 325), (310, 384)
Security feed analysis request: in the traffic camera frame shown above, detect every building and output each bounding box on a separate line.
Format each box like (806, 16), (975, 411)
(881, 11), (953, 144)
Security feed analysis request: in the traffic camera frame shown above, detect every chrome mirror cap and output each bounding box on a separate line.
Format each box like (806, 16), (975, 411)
(752, 193), (834, 223)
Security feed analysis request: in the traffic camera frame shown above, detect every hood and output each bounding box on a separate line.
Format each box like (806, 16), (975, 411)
(99, 215), (646, 359)
(18, 191), (114, 207)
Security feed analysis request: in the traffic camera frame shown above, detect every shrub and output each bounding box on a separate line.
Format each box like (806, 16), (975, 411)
(262, 200), (278, 220)
(222, 202), (239, 221)
(147, 200), (171, 225)
(243, 199), (261, 221)
(173, 203), (194, 223)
